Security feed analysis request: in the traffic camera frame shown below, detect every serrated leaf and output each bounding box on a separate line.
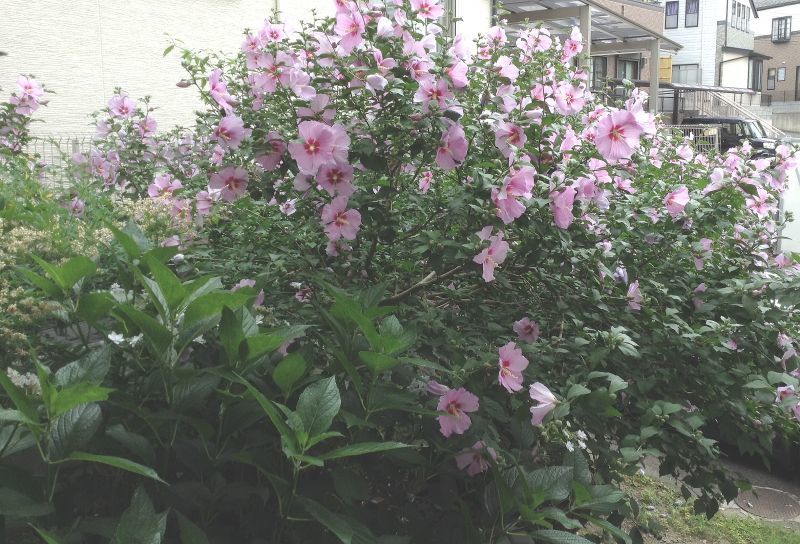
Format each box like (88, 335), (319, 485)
(273, 353), (307, 394)
(47, 403), (102, 459)
(112, 487), (167, 544)
(0, 368), (40, 423)
(55, 345), (112, 387)
(49, 383), (114, 418)
(359, 351), (399, 374)
(296, 377), (340, 436)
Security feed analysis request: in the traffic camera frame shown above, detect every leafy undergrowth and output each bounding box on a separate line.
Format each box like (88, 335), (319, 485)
(624, 474), (800, 544)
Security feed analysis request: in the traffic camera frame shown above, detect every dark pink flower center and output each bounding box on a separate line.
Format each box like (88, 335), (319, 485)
(446, 401), (462, 416)
(304, 139), (320, 154)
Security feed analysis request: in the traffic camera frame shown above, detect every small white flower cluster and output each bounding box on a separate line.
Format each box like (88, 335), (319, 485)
(107, 332), (143, 347)
(6, 367), (42, 397)
(563, 424), (589, 453)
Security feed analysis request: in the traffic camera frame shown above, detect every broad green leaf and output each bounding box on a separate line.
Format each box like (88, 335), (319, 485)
(219, 306), (245, 365)
(176, 276), (223, 314)
(563, 450), (591, 486)
(529, 530), (595, 544)
(359, 351), (399, 374)
(114, 304), (173, 354)
(301, 498), (376, 544)
(49, 383), (114, 419)
(15, 267), (61, 297)
(47, 403), (102, 459)
(566, 384), (591, 400)
(31, 255), (67, 289)
(30, 525), (61, 544)
(0, 370), (39, 423)
(172, 374), (220, 411)
(237, 375), (297, 450)
(176, 512), (210, 544)
(0, 488), (54, 518)
(579, 514), (632, 544)
(525, 466), (574, 502)
(112, 487), (168, 544)
(0, 425), (36, 457)
(76, 292), (115, 324)
(0, 408), (36, 424)
(272, 353), (307, 394)
(296, 377), (341, 437)
(106, 424), (156, 465)
(110, 223), (149, 259)
(55, 345), (112, 387)
(57, 256), (97, 289)
(320, 441), (412, 460)
(143, 254), (185, 313)
(63, 452), (165, 483)
(245, 334), (286, 361)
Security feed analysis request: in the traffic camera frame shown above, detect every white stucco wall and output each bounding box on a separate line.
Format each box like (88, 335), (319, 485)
(780, 167), (800, 253)
(663, 0), (728, 86)
(1, 0), (492, 136)
(719, 52), (750, 88)
(753, 4), (800, 37)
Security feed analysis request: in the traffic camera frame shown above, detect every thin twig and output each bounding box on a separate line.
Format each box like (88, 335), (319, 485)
(380, 264), (465, 305)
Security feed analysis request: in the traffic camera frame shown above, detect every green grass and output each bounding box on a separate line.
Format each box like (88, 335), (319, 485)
(624, 474), (800, 544)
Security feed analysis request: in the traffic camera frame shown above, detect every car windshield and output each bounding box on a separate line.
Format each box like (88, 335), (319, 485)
(741, 121), (766, 139)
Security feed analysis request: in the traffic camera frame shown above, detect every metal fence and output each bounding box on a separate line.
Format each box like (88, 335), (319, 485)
(24, 134), (94, 189)
(665, 124), (721, 154)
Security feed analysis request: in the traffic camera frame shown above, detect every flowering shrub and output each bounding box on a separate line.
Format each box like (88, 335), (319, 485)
(3, 1), (800, 542)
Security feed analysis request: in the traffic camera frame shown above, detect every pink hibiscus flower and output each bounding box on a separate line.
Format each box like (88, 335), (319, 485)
(209, 166), (249, 202)
(317, 161), (356, 197)
(214, 115), (251, 150)
(473, 233), (510, 282)
(595, 110), (643, 161)
(554, 83), (585, 115)
(334, 10), (366, 54)
(209, 69), (235, 113)
(410, 0), (444, 20)
(513, 317), (540, 343)
(494, 122), (527, 158)
(148, 173), (182, 198)
(627, 280), (643, 311)
(447, 61), (469, 88)
(288, 121), (350, 175)
(492, 188), (526, 224)
(498, 341), (529, 393)
(664, 185), (690, 218)
(437, 388), (479, 438)
(550, 186), (577, 229)
(436, 123), (468, 170)
(529, 382), (557, 425)
(414, 79), (453, 112)
(321, 196), (362, 241)
(455, 441), (498, 476)
(108, 93), (136, 119)
(255, 131), (287, 171)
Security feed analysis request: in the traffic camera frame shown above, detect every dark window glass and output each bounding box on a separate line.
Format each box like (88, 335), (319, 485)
(767, 68), (776, 90)
(772, 17), (791, 41)
(686, 0), (699, 28)
(665, 1), (678, 29)
(592, 56), (608, 89)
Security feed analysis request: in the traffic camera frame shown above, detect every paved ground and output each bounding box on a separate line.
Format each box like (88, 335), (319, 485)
(643, 456), (800, 532)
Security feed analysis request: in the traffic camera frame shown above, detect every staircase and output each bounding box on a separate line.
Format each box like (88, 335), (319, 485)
(677, 90), (785, 139)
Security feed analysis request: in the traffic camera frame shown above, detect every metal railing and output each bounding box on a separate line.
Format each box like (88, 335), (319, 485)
(675, 90), (785, 138)
(24, 134), (94, 188)
(666, 124), (721, 154)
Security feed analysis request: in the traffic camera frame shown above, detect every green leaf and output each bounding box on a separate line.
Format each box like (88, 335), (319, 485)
(219, 306), (245, 365)
(587, 371), (628, 394)
(172, 374), (220, 412)
(112, 487), (168, 544)
(62, 452), (165, 482)
(0, 368), (40, 423)
(55, 345), (112, 387)
(0, 408), (36, 424)
(236, 375), (297, 450)
(30, 525), (61, 544)
(112, 222), (152, 259)
(15, 267), (61, 297)
(163, 44), (175, 57)
(49, 383), (114, 418)
(176, 512), (209, 544)
(47, 403), (102, 459)
(579, 514), (632, 544)
(359, 351), (399, 374)
(57, 256), (97, 289)
(76, 292), (116, 324)
(563, 450), (591, 486)
(301, 498), (376, 544)
(106, 424), (156, 465)
(114, 304), (173, 354)
(525, 466), (574, 502)
(320, 441), (412, 460)
(143, 254), (185, 313)
(296, 377), (341, 437)
(566, 384), (591, 400)
(272, 353), (307, 394)
(0, 488), (54, 518)
(529, 530), (595, 544)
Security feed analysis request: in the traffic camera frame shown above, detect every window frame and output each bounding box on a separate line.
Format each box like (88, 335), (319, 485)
(772, 16), (792, 42)
(685, 0), (699, 28)
(665, 1), (679, 29)
(591, 56), (608, 90)
(778, 66), (786, 81)
(767, 67), (777, 90)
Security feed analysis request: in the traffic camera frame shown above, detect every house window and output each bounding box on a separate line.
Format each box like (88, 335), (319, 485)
(592, 56), (608, 89)
(795, 66), (800, 100)
(750, 59), (763, 91)
(767, 68), (777, 90)
(665, 1), (678, 29)
(685, 0), (699, 28)
(746, 7), (750, 32)
(772, 17), (791, 42)
(672, 64), (700, 84)
(618, 59), (639, 80)
(778, 66), (787, 81)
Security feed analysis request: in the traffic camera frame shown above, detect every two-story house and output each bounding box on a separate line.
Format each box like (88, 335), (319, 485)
(662, 0), (763, 90)
(753, 0), (800, 104)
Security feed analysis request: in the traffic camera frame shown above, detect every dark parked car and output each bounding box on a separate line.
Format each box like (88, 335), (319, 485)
(682, 116), (777, 156)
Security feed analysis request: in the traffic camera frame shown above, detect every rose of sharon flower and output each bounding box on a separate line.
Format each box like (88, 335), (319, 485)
(529, 382), (557, 425)
(437, 387), (479, 437)
(595, 110), (643, 161)
(473, 232), (509, 282)
(550, 186), (577, 229)
(148, 173), (182, 198)
(436, 123), (468, 170)
(321, 196), (362, 241)
(498, 341), (529, 393)
(214, 115), (251, 150)
(209, 166), (248, 202)
(513, 317), (540, 343)
(288, 121), (350, 175)
(627, 280), (643, 311)
(455, 441), (498, 476)
(664, 185), (690, 218)
(410, 0), (444, 20)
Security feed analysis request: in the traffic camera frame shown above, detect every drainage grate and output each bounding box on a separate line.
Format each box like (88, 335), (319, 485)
(735, 486), (800, 520)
